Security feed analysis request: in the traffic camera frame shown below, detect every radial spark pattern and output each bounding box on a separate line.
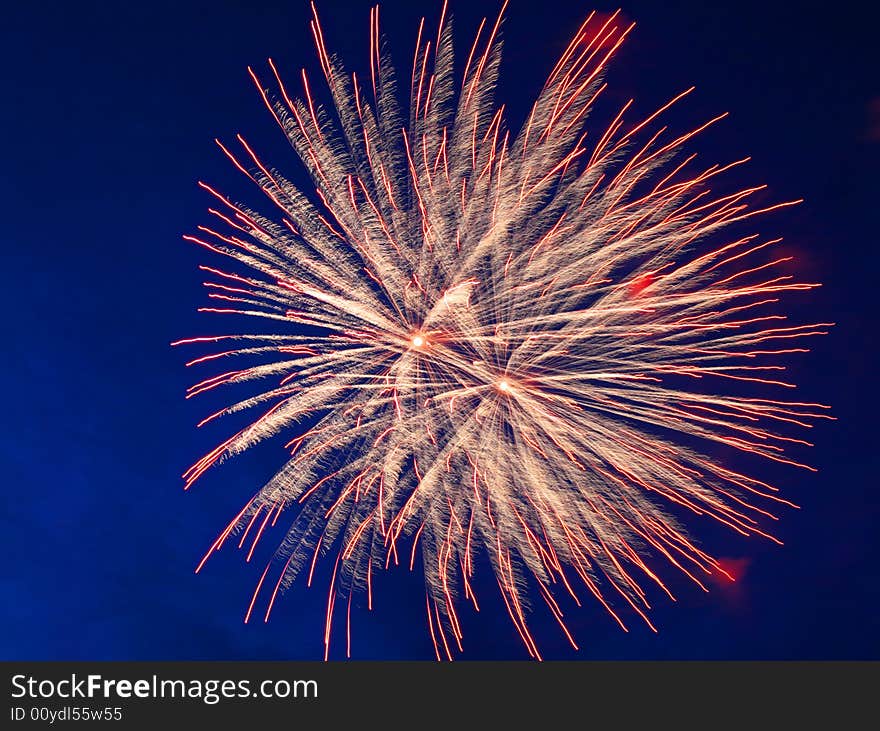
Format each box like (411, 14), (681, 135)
(175, 2), (831, 659)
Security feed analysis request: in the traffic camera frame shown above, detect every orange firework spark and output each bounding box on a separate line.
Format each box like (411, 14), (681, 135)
(175, 2), (832, 659)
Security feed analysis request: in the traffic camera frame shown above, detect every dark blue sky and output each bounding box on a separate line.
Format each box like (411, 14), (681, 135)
(2, 0), (877, 660)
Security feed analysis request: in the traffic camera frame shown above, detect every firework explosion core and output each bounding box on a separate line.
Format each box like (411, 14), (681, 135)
(175, 2), (831, 659)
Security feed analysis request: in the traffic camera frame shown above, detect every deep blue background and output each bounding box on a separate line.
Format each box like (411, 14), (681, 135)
(2, 0), (877, 660)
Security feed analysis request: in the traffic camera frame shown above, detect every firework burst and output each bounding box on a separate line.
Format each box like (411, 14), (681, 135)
(175, 1), (832, 659)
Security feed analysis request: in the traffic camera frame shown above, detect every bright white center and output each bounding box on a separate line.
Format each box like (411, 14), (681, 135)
(411, 335), (425, 348)
(498, 379), (510, 392)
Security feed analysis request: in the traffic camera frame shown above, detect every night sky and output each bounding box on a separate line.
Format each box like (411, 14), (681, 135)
(2, 0), (878, 660)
